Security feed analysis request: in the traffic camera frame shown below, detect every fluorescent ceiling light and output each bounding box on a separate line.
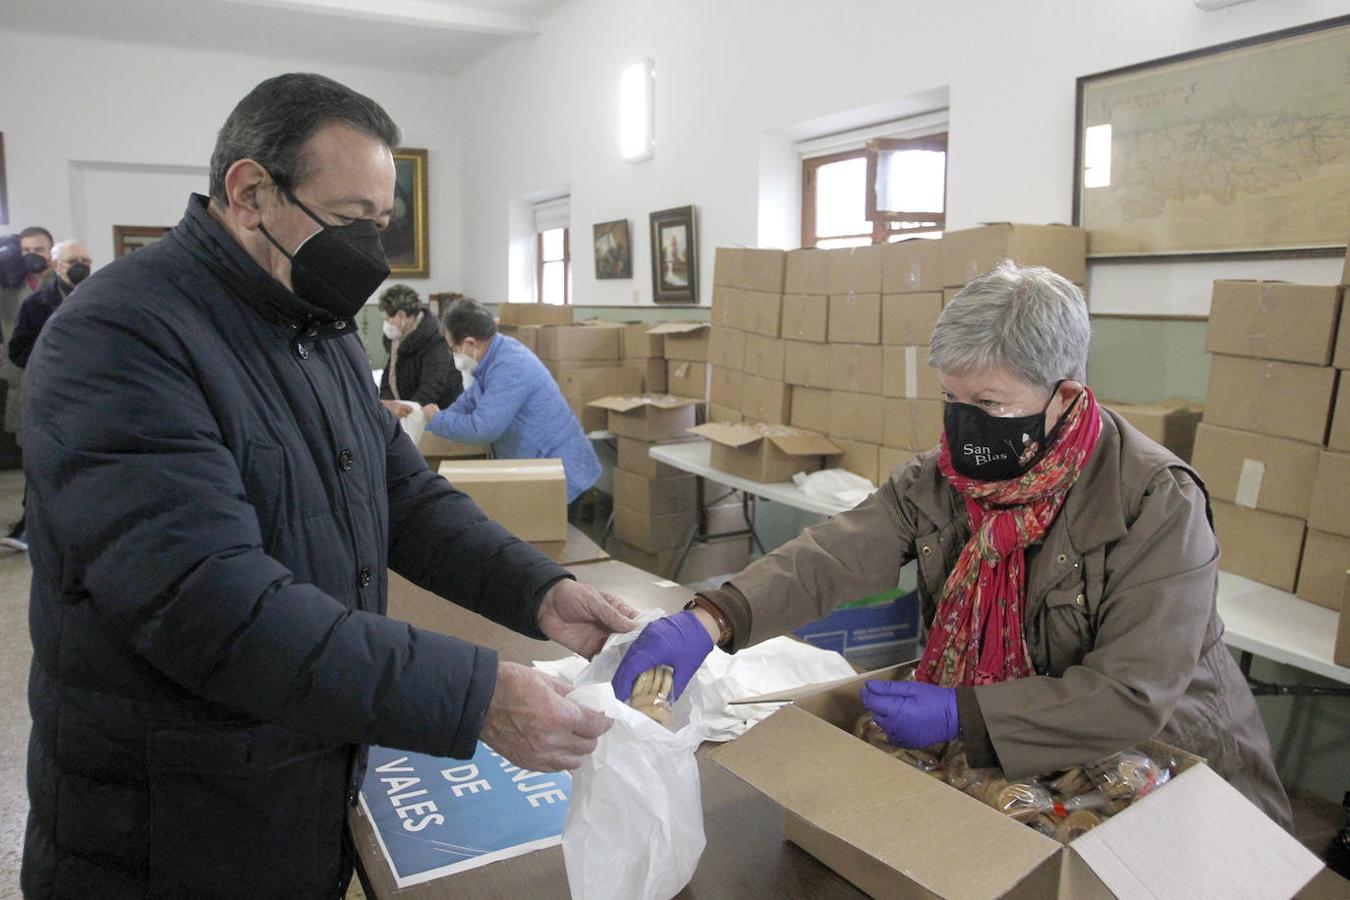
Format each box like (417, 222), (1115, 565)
(620, 58), (654, 162)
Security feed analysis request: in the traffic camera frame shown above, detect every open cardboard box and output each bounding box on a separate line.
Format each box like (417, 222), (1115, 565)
(712, 665), (1323, 899)
(688, 422), (840, 483)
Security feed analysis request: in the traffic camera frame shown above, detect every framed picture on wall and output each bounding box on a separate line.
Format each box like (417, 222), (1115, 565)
(649, 206), (697, 304)
(387, 147), (429, 277)
(113, 225), (170, 257)
(1073, 14), (1350, 259)
(593, 219), (632, 279)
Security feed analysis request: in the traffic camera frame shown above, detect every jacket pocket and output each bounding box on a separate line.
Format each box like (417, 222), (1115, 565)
(1036, 587), (1093, 676)
(146, 722), (343, 899)
(239, 440), (286, 545)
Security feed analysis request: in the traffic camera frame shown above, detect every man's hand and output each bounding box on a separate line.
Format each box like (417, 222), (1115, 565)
(481, 662), (611, 771)
(421, 403), (440, 421)
(860, 680), (958, 749)
(381, 399), (415, 418)
(610, 611), (714, 703)
(537, 579), (638, 658)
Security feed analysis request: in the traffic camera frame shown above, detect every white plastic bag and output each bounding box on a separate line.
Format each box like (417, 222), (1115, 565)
(562, 621), (706, 900)
(394, 400), (427, 446)
(793, 467), (875, 507)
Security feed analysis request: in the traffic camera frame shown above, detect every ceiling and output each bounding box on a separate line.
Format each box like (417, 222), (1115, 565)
(3, 0), (570, 76)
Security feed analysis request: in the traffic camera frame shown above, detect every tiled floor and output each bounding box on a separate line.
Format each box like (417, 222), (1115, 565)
(0, 469), (30, 899)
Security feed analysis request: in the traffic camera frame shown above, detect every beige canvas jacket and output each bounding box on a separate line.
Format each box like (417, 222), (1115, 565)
(708, 409), (1291, 828)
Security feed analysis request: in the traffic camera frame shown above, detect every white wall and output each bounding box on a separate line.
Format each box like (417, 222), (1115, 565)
(0, 30), (464, 298)
(455, 0), (1348, 311)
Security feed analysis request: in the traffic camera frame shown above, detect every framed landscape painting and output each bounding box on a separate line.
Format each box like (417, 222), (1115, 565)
(593, 219), (632, 279)
(387, 148), (429, 277)
(649, 206), (697, 304)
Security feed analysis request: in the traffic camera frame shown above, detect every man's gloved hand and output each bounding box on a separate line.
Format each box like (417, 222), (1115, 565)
(860, 680), (959, 748)
(611, 611), (714, 703)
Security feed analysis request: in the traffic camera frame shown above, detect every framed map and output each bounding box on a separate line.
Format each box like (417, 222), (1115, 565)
(1073, 15), (1350, 259)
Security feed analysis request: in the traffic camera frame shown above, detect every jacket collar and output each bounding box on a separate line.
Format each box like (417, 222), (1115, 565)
(908, 406), (1129, 554)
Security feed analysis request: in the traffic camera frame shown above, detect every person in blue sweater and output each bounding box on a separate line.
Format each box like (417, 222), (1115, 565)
(423, 298), (601, 504)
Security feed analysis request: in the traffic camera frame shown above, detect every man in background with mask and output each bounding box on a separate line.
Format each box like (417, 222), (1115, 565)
(421, 297), (601, 507)
(2, 239), (93, 550)
(22, 73), (636, 898)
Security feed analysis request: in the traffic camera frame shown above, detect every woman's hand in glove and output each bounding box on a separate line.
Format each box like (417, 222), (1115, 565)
(860, 680), (959, 748)
(610, 611), (715, 703)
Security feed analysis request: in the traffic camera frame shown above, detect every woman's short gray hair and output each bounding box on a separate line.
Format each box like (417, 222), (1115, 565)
(929, 260), (1090, 389)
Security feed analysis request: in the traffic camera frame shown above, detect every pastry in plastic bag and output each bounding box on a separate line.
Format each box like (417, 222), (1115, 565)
(627, 665), (674, 727)
(1055, 809), (1104, 843)
(995, 782), (1053, 823)
(1086, 751), (1169, 801)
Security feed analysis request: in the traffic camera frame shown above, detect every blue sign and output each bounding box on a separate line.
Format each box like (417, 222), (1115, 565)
(794, 590), (920, 670)
(360, 743), (572, 888)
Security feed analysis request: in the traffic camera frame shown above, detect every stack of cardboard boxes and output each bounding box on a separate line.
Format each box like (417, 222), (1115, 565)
(1192, 279), (1346, 606)
(709, 247), (790, 426)
(537, 322), (636, 432)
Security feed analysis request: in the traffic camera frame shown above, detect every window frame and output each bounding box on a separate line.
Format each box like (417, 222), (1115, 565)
(536, 226), (571, 305)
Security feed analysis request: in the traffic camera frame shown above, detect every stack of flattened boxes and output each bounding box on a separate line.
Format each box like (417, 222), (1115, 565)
(1192, 279), (1344, 601)
(709, 248), (788, 425)
(538, 322), (636, 433)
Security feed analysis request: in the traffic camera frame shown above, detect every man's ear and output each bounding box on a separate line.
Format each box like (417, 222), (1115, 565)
(223, 158), (272, 231)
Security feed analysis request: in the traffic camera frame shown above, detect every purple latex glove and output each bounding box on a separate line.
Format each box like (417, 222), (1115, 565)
(860, 680), (959, 748)
(611, 611), (714, 703)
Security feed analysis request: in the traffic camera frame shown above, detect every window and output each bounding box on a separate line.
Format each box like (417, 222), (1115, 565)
(538, 226), (570, 305)
(801, 128), (947, 248)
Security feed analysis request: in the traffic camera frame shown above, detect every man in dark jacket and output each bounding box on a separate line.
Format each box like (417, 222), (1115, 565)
(21, 73), (635, 899)
(377, 282), (461, 413)
(8, 239), (92, 369)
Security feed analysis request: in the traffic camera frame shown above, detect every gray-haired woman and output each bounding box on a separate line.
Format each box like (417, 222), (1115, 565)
(378, 284), (461, 415)
(609, 260), (1291, 827)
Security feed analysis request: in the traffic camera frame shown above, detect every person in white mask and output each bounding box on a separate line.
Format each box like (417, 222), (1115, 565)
(377, 283), (460, 416)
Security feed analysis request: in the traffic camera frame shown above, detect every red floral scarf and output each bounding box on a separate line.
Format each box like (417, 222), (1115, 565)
(915, 387), (1102, 687)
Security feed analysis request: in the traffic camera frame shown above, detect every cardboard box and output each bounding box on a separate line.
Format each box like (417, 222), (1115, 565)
(1109, 398), (1204, 462)
(1204, 355), (1337, 446)
(1191, 424), (1320, 520)
(1331, 384), (1350, 452)
(783, 340), (832, 388)
(708, 403), (743, 424)
(723, 290), (782, 338)
(562, 394), (608, 432)
(943, 287), (961, 306)
(417, 432), (489, 466)
(1337, 298), (1350, 369)
(882, 346), (942, 400)
(543, 358), (612, 381)
(790, 387), (831, 435)
(793, 589), (920, 670)
(881, 292), (943, 346)
(537, 324), (622, 361)
(879, 446), (921, 479)
(707, 327), (746, 370)
(711, 667), (1323, 900)
(784, 248), (831, 296)
(828, 392), (885, 445)
(623, 323), (664, 359)
(881, 237), (942, 293)
(780, 294), (829, 342)
(689, 422), (840, 483)
(827, 293), (881, 344)
(590, 395), (700, 441)
(1309, 450), (1350, 537)
(1295, 529), (1350, 610)
(647, 321), (709, 362)
(499, 322), (541, 353)
(1212, 500), (1306, 592)
(612, 533), (752, 583)
(740, 375), (792, 424)
(830, 436), (880, 484)
(497, 302), (573, 326)
(666, 360), (710, 400)
(623, 357), (667, 394)
(555, 365), (642, 401)
(612, 467), (696, 517)
(713, 247), (785, 293)
(828, 344), (884, 395)
(437, 459), (567, 541)
(710, 367), (744, 409)
(827, 245), (884, 295)
(614, 503), (697, 553)
(941, 223), (1088, 287)
(1336, 574), (1350, 666)
(617, 436), (691, 480)
(1205, 281), (1342, 366)
(883, 398), (944, 452)
(710, 286), (739, 329)
(743, 334), (785, 381)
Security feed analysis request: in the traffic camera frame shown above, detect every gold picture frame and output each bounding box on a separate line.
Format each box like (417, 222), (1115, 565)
(388, 147), (429, 277)
(113, 225), (170, 257)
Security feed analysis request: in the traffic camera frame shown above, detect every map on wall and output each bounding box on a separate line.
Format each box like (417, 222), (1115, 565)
(1075, 17), (1350, 258)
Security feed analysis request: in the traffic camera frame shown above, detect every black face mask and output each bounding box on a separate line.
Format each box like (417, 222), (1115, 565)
(258, 181), (389, 318)
(22, 253), (48, 275)
(944, 384), (1075, 482)
(65, 263), (90, 286)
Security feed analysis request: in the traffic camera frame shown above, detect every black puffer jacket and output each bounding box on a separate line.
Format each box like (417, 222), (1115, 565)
(379, 310), (461, 407)
(21, 194), (569, 898)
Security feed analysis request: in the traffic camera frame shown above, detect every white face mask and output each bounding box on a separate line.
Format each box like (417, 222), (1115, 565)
(382, 319), (403, 341)
(453, 350), (478, 375)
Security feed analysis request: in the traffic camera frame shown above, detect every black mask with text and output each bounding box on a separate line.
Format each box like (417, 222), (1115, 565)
(943, 385), (1073, 482)
(258, 180), (389, 319)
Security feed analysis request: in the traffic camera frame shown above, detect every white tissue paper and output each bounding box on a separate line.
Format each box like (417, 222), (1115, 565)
(792, 467), (875, 508)
(394, 400), (426, 446)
